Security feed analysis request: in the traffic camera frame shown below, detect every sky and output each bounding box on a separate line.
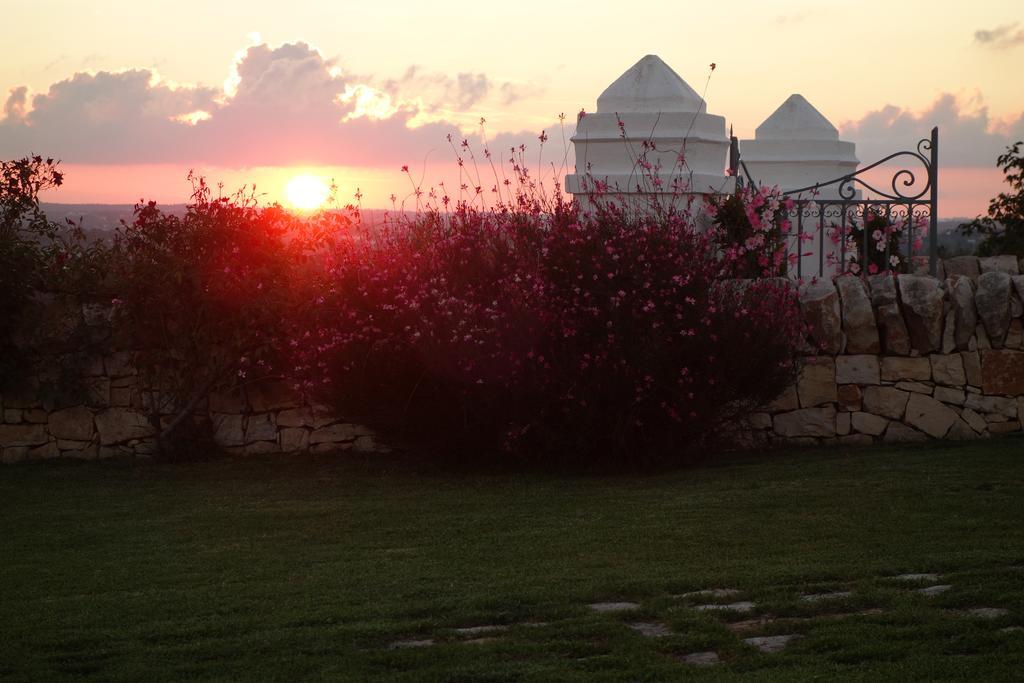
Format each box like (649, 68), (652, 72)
(1, 0), (1022, 217)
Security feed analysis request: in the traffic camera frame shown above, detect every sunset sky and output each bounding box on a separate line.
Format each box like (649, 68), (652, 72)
(2, 0), (1022, 216)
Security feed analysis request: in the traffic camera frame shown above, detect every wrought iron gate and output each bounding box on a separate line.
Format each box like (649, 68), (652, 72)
(731, 127), (939, 280)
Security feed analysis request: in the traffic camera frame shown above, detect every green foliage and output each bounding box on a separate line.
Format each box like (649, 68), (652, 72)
(0, 157), (110, 393)
(959, 141), (1024, 257)
(108, 175), (347, 446)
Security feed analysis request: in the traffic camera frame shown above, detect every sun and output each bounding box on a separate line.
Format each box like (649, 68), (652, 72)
(285, 175), (330, 210)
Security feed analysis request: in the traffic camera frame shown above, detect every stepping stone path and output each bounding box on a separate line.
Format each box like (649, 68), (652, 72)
(965, 607), (1010, 619)
(918, 585), (952, 596)
(589, 601), (640, 613)
(891, 573), (939, 582)
(695, 601), (756, 614)
(628, 622), (672, 637)
(744, 634), (802, 653)
(800, 591), (852, 602)
(388, 639), (434, 649)
(680, 651), (720, 666)
(678, 588), (740, 599)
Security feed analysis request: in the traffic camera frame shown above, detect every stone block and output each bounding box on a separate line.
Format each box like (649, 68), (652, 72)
(933, 386), (966, 405)
(747, 412), (772, 430)
(930, 354), (966, 386)
(246, 379), (300, 413)
(1, 446), (29, 463)
(1007, 320), (1024, 349)
(943, 256), (980, 281)
(905, 393), (959, 438)
(989, 420), (1022, 434)
(23, 409), (48, 424)
(47, 406), (95, 441)
(976, 271), (1012, 347)
(980, 349), (1024, 395)
(965, 393), (1018, 418)
(245, 412), (277, 443)
(799, 279), (842, 355)
(894, 381), (932, 394)
(961, 351), (982, 386)
(880, 356), (931, 381)
(837, 384), (862, 411)
(310, 422), (360, 444)
(95, 408), (154, 445)
(836, 355), (880, 385)
(862, 386), (910, 419)
(797, 359), (837, 408)
(960, 407), (988, 433)
(946, 418), (979, 440)
(876, 303), (912, 355)
(766, 385), (799, 412)
(0, 424), (49, 447)
(211, 413), (245, 447)
(883, 422), (928, 443)
(979, 255), (1020, 275)
(3, 409), (22, 423)
(947, 277), (978, 350)
(279, 427), (310, 452)
(836, 412), (851, 436)
(851, 411), (888, 436)
(28, 441), (60, 460)
(836, 276), (880, 354)
(898, 275), (945, 353)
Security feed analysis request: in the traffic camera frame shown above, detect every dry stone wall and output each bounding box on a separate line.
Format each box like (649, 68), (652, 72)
(738, 255), (1024, 447)
(5, 255), (1024, 462)
(0, 359), (379, 463)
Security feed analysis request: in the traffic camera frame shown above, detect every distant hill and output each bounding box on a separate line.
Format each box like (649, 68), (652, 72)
(38, 203), (986, 256)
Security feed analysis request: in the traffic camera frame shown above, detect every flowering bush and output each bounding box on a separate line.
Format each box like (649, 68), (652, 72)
(707, 184), (795, 278)
(827, 207), (926, 275)
(108, 176), (349, 452)
(289, 179), (804, 463)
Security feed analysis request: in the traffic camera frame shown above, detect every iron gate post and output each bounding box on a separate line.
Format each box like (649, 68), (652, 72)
(929, 126), (939, 276)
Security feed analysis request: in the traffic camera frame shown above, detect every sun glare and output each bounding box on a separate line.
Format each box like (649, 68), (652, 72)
(285, 175), (330, 210)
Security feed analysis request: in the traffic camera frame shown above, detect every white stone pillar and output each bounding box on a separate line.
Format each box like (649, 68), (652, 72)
(565, 55), (734, 213)
(741, 94), (859, 279)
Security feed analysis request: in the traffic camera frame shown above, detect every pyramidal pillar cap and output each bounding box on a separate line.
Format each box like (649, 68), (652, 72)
(596, 55), (707, 114)
(755, 94), (840, 141)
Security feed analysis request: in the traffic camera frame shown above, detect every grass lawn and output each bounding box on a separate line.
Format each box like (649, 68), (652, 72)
(1, 439), (1023, 681)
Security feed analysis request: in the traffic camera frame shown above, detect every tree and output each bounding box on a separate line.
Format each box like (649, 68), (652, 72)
(959, 141), (1024, 257)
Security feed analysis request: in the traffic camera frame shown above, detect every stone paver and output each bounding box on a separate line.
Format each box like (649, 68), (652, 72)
(918, 585), (952, 596)
(678, 588), (740, 599)
(965, 607), (1010, 619)
(800, 591), (852, 602)
(744, 634), (802, 653)
(628, 622), (673, 637)
(891, 573), (938, 582)
(680, 651), (720, 666)
(695, 601), (755, 613)
(454, 625), (508, 636)
(388, 639), (434, 649)
(589, 601), (640, 613)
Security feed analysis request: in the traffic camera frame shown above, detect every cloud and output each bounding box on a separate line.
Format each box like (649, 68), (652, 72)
(839, 94), (1024, 167)
(3, 87), (27, 119)
(0, 41), (542, 169)
(974, 23), (1024, 48)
